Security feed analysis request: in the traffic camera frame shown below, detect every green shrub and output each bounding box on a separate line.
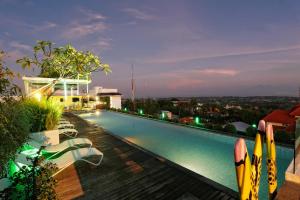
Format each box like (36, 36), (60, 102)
(245, 126), (257, 137)
(224, 124), (237, 134)
(0, 100), (31, 174)
(3, 157), (58, 200)
(44, 100), (63, 130)
(22, 98), (62, 132)
(22, 98), (47, 132)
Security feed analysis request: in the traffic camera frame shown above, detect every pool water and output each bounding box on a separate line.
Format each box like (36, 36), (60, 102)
(79, 111), (293, 198)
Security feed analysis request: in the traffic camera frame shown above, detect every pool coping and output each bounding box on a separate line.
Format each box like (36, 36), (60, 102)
(77, 112), (239, 199)
(102, 110), (294, 149)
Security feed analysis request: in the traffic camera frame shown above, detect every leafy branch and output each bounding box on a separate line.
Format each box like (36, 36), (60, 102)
(16, 40), (111, 79)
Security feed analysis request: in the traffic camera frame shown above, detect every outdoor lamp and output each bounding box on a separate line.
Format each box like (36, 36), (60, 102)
(195, 117), (200, 124)
(34, 92), (42, 102)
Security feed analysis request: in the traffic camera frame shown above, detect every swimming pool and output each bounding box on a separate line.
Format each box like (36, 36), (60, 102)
(79, 110), (293, 198)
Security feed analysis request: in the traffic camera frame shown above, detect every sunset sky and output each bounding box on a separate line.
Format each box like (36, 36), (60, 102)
(1, 0), (300, 97)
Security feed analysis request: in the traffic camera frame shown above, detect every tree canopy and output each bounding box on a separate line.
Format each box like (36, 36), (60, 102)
(0, 51), (20, 96)
(17, 40), (111, 79)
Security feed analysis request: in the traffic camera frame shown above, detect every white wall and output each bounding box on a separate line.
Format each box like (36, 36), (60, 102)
(110, 96), (121, 109)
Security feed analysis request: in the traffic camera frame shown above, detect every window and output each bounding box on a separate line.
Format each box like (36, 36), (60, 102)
(72, 97), (80, 102)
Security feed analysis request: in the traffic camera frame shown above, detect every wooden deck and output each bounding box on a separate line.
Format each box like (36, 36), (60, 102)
(55, 112), (238, 200)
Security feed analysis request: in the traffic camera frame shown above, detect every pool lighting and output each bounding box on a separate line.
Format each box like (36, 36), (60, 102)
(162, 112), (165, 119)
(124, 107), (128, 112)
(34, 92), (42, 102)
(139, 109), (143, 115)
(195, 116), (200, 124)
(252, 124), (257, 128)
(95, 110), (100, 115)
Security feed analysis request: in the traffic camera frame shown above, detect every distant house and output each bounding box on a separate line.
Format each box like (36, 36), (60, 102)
(161, 110), (172, 120)
(230, 121), (250, 133)
(225, 104), (242, 110)
(171, 100), (190, 107)
(263, 104), (300, 133)
(179, 117), (193, 124)
(92, 87), (122, 109)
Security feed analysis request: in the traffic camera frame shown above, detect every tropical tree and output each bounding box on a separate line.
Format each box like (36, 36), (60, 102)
(223, 124), (237, 134)
(0, 51), (28, 176)
(16, 40), (111, 79)
(0, 51), (20, 97)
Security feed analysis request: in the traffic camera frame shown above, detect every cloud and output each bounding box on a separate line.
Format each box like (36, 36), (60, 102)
(123, 8), (157, 21)
(79, 8), (106, 21)
(62, 22), (107, 39)
(135, 67), (238, 90)
(62, 8), (108, 39)
(142, 43), (300, 64)
(34, 21), (57, 31)
(196, 69), (239, 76)
(5, 49), (26, 62)
(9, 41), (31, 51)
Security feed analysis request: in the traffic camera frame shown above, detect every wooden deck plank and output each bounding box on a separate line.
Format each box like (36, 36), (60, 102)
(54, 112), (238, 200)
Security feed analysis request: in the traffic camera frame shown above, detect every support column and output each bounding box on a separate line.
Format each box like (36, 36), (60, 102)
(77, 74), (79, 95)
(64, 81), (67, 105)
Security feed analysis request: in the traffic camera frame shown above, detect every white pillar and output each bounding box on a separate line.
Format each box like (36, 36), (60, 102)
(24, 80), (29, 96)
(77, 74), (79, 95)
(64, 81), (67, 105)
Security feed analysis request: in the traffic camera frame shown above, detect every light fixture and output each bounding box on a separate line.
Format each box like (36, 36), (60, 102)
(195, 117), (200, 124)
(95, 110), (100, 115)
(34, 92), (42, 102)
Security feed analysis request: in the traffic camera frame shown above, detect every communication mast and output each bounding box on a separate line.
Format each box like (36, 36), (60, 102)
(131, 64), (136, 111)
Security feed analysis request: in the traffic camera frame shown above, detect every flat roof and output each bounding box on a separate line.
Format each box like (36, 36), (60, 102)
(97, 92), (122, 96)
(22, 76), (91, 84)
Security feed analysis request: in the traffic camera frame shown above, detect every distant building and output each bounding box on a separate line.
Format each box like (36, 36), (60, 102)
(230, 121), (250, 133)
(263, 104), (300, 133)
(92, 87), (122, 109)
(225, 104), (242, 110)
(171, 100), (190, 107)
(179, 117), (193, 124)
(161, 110), (172, 120)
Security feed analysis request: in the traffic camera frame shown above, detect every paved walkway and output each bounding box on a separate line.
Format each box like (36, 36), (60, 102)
(55, 112), (238, 200)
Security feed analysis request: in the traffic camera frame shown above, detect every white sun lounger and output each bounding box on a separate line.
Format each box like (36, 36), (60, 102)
(15, 147), (103, 176)
(0, 178), (11, 192)
(24, 138), (93, 159)
(57, 123), (75, 129)
(59, 128), (78, 138)
(59, 120), (71, 125)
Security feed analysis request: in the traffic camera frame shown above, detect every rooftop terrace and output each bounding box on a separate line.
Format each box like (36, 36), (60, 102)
(55, 113), (238, 199)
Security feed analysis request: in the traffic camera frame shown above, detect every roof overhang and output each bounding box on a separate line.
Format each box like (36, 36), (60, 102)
(22, 76), (91, 85)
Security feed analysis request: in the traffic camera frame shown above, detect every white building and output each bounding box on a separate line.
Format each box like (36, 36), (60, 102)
(91, 87), (122, 109)
(161, 110), (172, 120)
(22, 76), (122, 110)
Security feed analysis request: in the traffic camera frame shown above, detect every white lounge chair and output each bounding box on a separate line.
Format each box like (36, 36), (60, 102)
(59, 128), (78, 138)
(15, 147), (103, 176)
(57, 123), (75, 129)
(0, 178), (11, 192)
(24, 138), (93, 159)
(59, 120), (71, 125)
